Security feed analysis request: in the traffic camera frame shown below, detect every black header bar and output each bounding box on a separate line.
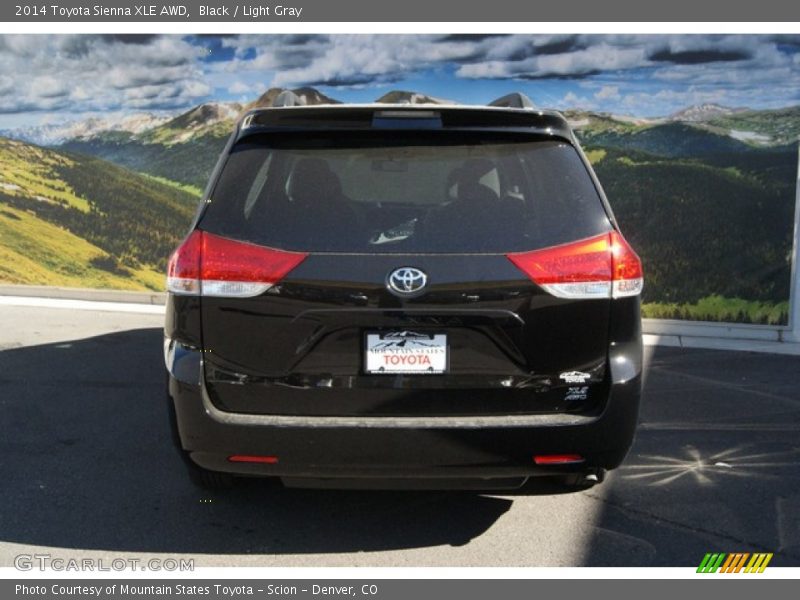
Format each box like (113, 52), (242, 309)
(2, 0), (798, 23)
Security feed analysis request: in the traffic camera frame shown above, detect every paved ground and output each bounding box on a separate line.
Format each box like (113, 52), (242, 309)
(1, 303), (799, 567)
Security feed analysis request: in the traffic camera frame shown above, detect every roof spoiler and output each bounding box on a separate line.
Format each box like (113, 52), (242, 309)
(488, 93), (536, 110)
(270, 90), (537, 109)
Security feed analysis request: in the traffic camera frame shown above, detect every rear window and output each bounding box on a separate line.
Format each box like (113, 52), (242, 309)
(199, 132), (612, 253)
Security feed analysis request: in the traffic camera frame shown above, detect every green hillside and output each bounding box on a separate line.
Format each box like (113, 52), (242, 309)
(61, 129), (229, 190)
(564, 110), (645, 135)
(57, 89), (343, 189)
(58, 102), (242, 189)
(588, 145), (795, 324)
(0, 137), (197, 290)
(708, 106), (800, 145)
(572, 110), (798, 324)
(577, 122), (763, 157)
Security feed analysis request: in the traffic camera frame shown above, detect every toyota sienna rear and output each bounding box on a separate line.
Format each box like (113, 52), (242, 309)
(164, 93), (643, 490)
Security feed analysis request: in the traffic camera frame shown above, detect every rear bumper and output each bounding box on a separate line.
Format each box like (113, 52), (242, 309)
(168, 358), (641, 481)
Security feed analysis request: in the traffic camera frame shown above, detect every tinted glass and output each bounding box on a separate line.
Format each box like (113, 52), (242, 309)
(200, 132), (611, 253)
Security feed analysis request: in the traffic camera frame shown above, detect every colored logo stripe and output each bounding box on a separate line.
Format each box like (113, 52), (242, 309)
(721, 553), (749, 573)
(744, 553), (773, 573)
(697, 553), (726, 573)
(697, 552), (773, 573)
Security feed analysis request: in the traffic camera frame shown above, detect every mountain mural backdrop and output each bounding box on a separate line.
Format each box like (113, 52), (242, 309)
(1, 86), (797, 324)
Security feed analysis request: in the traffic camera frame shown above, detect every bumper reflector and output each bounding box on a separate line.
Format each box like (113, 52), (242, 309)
(228, 455), (279, 464)
(533, 454), (584, 465)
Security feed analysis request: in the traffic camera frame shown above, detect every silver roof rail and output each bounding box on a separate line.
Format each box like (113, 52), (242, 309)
(488, 93), (536, 110)
(273, 90), (306, 107)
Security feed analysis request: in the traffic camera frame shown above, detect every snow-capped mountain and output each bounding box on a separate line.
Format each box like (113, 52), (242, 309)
(0, 112), (174, 146)
(668, 104), (747, 123)
(247, 87), (341, 109)
(375, 90), (454, 105)
(161, 102), (243, 131)
(138, 102), (242, 144)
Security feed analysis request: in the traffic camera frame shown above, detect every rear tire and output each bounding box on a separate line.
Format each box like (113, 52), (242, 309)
(167, 385), (235, 490)
(186, 461), (235, 490)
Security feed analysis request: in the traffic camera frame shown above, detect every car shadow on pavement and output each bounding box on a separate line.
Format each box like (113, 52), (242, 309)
(0, 328), (512, 556)
(579, 346), (800, 567)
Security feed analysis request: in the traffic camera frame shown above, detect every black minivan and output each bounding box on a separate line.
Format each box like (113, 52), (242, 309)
(164, 92), (643, 490)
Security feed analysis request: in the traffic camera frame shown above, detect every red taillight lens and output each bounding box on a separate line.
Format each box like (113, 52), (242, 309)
(227, 455), (279, 464)
(166, 231), (308, 298)
(609, 231), (644, 298)
(533, 454), (585, 465)
(506, 231), (642, 299)
(166, 230), (202, 296)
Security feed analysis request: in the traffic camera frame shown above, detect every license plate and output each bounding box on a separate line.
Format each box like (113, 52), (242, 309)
(365, 331), (448, 374)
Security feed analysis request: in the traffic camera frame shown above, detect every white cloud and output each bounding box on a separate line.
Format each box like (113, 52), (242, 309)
(0, 34), (208, 114)
(28, 76), (69, 99)
(557, 91), (596, 111)
(216, 34), (799, 96)
(594, 86), (620, 100)
(227, 81), (252, 94)
(0, 33), (798, 121)
(266, 35), (484, 87)
(214, 34), (518, 88)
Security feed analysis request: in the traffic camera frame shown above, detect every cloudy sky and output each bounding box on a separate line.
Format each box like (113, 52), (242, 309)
(1, 34), (799, 128)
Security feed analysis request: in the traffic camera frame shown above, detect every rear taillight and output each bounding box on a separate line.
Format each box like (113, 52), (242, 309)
(228, 455), (279, 464)
(533, 454), (585, 465)
(166, 230), (308, 298)
(506, 231), (643, 300)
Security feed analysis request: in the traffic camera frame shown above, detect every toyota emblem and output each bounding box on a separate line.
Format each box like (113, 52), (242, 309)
(387, 267), (428, 296)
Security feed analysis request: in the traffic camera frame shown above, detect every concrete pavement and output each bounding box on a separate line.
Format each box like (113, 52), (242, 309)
(1, 304), (799, 567)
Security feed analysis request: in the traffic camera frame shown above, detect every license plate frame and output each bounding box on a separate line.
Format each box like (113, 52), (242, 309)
(364, 331), (448, 375)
